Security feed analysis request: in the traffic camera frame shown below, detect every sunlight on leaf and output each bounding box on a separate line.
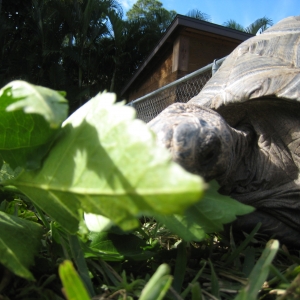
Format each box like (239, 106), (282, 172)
(4, 80), (68, 128)
(10, 92), (204, 233)
(0, 81), (68, 170)
(84, 213), (113, 232)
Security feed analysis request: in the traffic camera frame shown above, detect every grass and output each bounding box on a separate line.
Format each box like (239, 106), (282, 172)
(1, 203), (300, 300)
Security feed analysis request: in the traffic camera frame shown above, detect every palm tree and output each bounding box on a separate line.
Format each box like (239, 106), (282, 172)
(223, 17), (273, 35)
(0, 0), (179, 106)
(46, 0), (124, 107)
(105, 8), (126, 92)
(186, 9), (210, 22)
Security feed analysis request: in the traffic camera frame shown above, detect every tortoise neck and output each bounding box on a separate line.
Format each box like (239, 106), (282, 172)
(217, 124), (254, 193)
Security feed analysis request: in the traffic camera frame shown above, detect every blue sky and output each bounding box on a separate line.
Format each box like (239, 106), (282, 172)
(119, 0), (300, 28)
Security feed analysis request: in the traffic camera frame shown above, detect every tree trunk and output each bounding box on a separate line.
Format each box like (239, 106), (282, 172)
(110, 67), (116, 92)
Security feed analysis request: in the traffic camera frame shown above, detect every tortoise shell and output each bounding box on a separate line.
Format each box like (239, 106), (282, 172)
(149, 16), (300, 247)
(189, 16), (300, 114)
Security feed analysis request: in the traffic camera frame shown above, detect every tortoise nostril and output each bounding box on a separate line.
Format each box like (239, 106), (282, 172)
(204, 151), (215, 161)
(197, 133), (221, 166)
(199, 149), (216, 166)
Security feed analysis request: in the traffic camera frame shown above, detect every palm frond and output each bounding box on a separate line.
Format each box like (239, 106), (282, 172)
(106, 9), (124, 43)
(244, 17), (273, 34)
(223, 19), (245, 32)
(186, 9), (211, 22)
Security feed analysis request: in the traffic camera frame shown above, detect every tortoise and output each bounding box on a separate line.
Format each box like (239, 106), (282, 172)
(148, 16), (300, 247)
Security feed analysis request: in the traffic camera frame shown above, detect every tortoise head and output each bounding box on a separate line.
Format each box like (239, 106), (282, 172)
(148, 102), (246, 181)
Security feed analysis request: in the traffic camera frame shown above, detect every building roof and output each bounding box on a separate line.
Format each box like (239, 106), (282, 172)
(121, 14), (253, 96)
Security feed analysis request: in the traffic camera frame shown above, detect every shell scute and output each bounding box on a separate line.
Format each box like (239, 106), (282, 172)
(189, 16), (300, 111)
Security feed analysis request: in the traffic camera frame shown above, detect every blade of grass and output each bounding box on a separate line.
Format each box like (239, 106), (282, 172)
(173, 241), (187, 293)
(58, 260), (90, 300)
(223, 222), (261, 266)
(181, 260), (207, 298)
(202, 289), (219, 300)
(97, 259), (122, 286)
(234, 239), (279, 300)
(269, 265), (289, 285)
(209, 259), (220, 299)
(279, 273), (300, 300)
(191, 282), (202, 300)
(140, 264), (173, 300)
(68, 234), (95, 297)
(242, 246), (256, 277)
(169, 286), (185, 300)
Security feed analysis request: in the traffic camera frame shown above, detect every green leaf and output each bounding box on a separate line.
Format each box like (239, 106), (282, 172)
(155, 212), (206, 242)
(157, 181), (254, 241)
(10, 92), (204, 233)
(58, 260), (90, 300)
(0, 211), (43, 280)
(189, 181), (254, 232)
(234, 239), (279, 300)
(86, 231), (156, 261)
(0, 81), (68, 170)
(4, 80), (68, 127)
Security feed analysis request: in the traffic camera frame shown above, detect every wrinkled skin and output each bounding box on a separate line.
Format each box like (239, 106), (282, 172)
(149, 103), (252, 181)
(148, 100), (300, 247)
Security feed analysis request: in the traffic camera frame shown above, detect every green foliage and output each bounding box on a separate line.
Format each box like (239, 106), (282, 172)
(87, 231), (158, 261)
(223, 19), (246, 32)
(126, 0), (176, 32)
(59, 260), (90, 300)
(0, 81), (204, 284)
(186, 9), (211, 21)
(0, 211), (43, 281)
(8, 92), (204, 233)
(156, 181), (254, 241)
(223, 17), (273, 34)
(235, 240), (279, 300)
(3, 81), (68, 127)
(0, 81), (68, 170)
(0, 81), (297, 300)
(1, 0), (274, 109)
(245, 17), (273, 34)
(0, 0), (177, 105)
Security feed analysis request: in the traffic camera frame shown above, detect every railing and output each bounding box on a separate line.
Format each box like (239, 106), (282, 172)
(127, 57), (226, 123)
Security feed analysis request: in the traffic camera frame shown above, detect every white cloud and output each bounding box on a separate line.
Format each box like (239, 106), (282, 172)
(119, 0), (137, 12)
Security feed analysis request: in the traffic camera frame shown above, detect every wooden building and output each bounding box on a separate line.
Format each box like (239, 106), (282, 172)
(121, 15), (253, 102)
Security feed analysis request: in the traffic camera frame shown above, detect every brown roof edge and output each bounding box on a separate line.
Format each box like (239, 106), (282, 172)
(121, 14), (253, 97)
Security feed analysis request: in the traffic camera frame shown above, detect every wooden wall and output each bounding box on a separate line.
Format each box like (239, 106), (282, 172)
(187, 30), (241, 72)
(126, 29), (243, 102)
(128, 49), (174, 101)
